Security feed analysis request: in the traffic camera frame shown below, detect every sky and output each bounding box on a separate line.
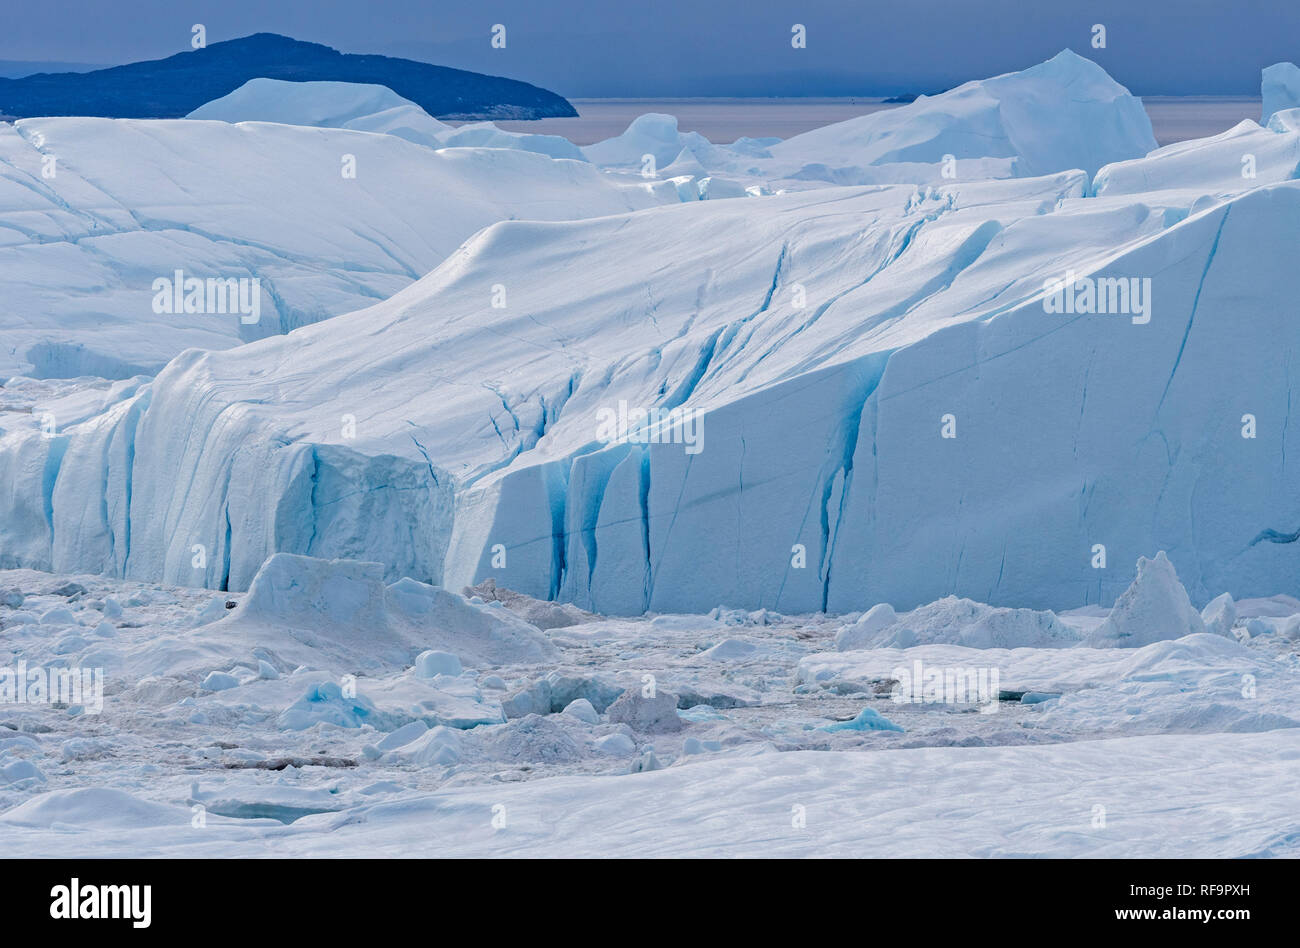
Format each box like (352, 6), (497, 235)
(0, 0), (1294, 96)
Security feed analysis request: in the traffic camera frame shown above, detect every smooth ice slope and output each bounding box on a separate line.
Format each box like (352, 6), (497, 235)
(1093, 115), (1300, 199)
(188, 79), (582, 159)
(764, 50), (1155, 183)
(0, 117), (671, 378)
(187, 79), (442, 131)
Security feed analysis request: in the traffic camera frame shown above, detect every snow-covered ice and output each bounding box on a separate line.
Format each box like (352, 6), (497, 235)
(2, 49), (1299, 858)
(1, 553), (1298, 856)
(188, 78), (587, 160)
(1261, 62), (1300, 123)
(582, 51), (1155, 187)
(10, 162), (1296, 609)
(0, 116), (675, 378)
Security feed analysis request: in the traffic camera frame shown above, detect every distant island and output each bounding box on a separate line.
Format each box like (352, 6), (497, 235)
(0, 60), (104, 79)
(0, 33), (577, 121)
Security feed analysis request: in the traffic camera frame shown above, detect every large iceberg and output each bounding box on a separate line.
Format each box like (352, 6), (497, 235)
(187, 78), (449, 134)
(2, 51), (1296, 616)
(10, 169), (1298, 611)
(583, 50), (1155, 188)
(0, 116), (672, 378)
(188, 78), (585, 159)
(765, 50), (1156, 182)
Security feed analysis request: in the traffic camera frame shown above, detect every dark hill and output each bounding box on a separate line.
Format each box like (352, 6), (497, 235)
(0, 33), (576, 120)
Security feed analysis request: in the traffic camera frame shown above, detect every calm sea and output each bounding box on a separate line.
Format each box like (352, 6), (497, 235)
(469, 96), (1264, 148)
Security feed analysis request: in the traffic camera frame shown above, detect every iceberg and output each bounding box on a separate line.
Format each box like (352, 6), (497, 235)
(843, 597), (1078, 650)
(767, 50), (1156, 182)
(2, 51), (1297, 619)
(1093, 115), (1300, 199)
(1087, 552), (1207, 648)
(1261, 62), (1300, 123)
(187, 78), (450, 135)
(190, 78), (587, 159)
(584, 52), (1155, 188)
(0, 116), (673, 378)
(10, 168), (1300, 612)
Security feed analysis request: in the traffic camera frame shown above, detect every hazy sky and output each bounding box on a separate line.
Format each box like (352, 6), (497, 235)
(1, 0), (1293, 96)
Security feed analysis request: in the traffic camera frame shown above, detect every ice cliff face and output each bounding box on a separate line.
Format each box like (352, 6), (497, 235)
(3, 51), (1296, 614)
(1261, 62), (1300, 124)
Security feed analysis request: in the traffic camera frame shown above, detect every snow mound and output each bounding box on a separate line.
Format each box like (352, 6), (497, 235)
(439, 122), (586, 161)
(232, 555), (410, 666)
(700, 638), (759, 660)
(481, 714), (583, 764)
(374, 720), (429, 752)
(1262, 63), (1300, 123)
(0, 787), (190, 828)
(1201, 593), (1237, 638)
(835, 603), (898, 650)
(0, 759), (45, 786)
(226, 553), (555, 669)
(1118, 632), (1254, 680)
(561, 698), (599, 723)
(414, 650), (462, 678)
(848, 596), (1078, 650)
(385, 725), (463, 765)
(1087, 552), (1207, 648)
(188, 78), (445, 133)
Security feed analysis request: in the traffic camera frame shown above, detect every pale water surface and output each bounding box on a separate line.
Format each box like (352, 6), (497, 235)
(469, 95), (1263, 147)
